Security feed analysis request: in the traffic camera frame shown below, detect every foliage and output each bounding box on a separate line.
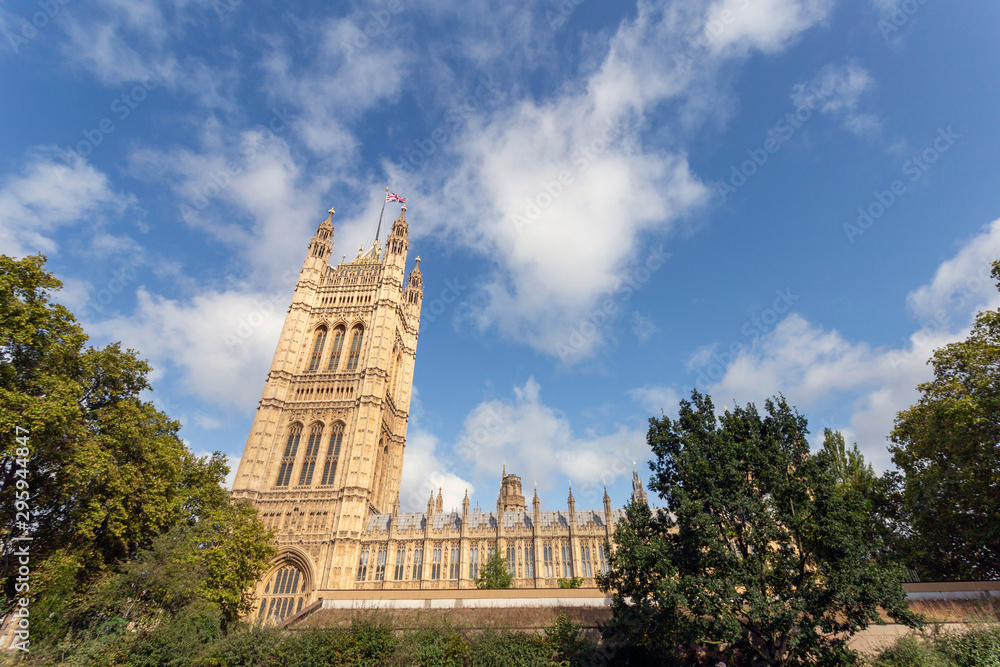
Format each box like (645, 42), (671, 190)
(545, 613), (601, 666)
(466, 628), (554, 666)
(871, 624), (1000, 667)
(0, 254), (275, 661)
(557, 577), (583, 589)
(599, 390), (917, 667)
(476, 546), (513, 589)
(890, 260), (1000, 581)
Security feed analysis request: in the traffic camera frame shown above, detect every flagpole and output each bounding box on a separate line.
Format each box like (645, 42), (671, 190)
(375, 185), (388, 243)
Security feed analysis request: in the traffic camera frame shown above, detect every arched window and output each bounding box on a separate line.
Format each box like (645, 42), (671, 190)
(327, 326), (346, 371)
(346, 325), (363, 370)
(274, 424), (302, 487)
(258, 565), (307, 623)
(320, 422), (344, 486)
(308, 326), (327, 371)
(298, 423), (323, 486)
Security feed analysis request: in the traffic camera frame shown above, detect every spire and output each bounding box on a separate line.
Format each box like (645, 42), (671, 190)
(567, 482), (575, 510)
(632, 463), (649, 507)
(427, 490), (435, 518)
(435, 487), (444, 513)
(502, 462), (506, 478)
(305, 207), (334, 262)
(603, 483), (612, 516)
(532, 482), (540, 512)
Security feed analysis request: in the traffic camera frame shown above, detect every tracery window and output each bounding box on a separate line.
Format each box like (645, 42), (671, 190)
(356, 550), (369, 581)
(374, 548), (387, 581)
(394, 549), (405, 581)
(258, 566), (306, 623)
(327, 326), (346, 371)
(274, 424), (302, 487)
(320, 422), (344, 486)
(561, 544), (574, 578)
(308, 327), (327, 371)
(580, 543), (592, 577)
(346, 325), (364, 370)
(412, 548), (423, 580)
(525, 546), (535, 578)
(450, 547), (461, 579)
(468, 546), (479, 579)
(506, 545), (516, 575)
(298, 423), (323, 486)
(431, 548), (442, 579)
(543, 543), (553, 578)
(598, 544), (609, 575)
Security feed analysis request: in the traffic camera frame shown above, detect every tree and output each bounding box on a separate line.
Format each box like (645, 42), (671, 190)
(0, 254), (275, 647)
(599, 391), (916, 666)
(476, 546), (513, 589)
(890, 260), (1000, 581)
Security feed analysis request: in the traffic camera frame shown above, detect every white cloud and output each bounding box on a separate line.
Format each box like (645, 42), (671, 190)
(89, 286), (287, 409)
(695, 218), (1000, 470)
(628, 384), (682, 418)
(0, 152), (132, 258)
(451, 377), (646, 505)
(792, 61), (881, 137)
(703, 0), (835, 55)
(389, 0), (837, 361)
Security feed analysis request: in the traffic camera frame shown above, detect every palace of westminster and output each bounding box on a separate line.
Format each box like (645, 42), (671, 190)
(231, 205), (648, 622)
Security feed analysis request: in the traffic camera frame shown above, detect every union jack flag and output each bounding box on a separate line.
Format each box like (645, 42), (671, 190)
(386, 192), (406, 203)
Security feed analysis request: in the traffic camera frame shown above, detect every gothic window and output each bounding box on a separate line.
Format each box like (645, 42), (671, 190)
(525, 546), (535, 578)
(274, 424), (302, 487)
(467, 546), (478, 579)
(543, 543), (553, 578)
(394, 548), (405, 581)
(412, 548), (423, 580)
(259, 565), (306, 623)
(431, 547), (442, 580)
(356, 550), (369, 581)
(598, 544), (609, 575)
(375, 548), (387, 581)
(346, 325), (364, 370)
(561, 544), (574, 578)
(308, 326), (327, 372)
(327, 326), (345, 371)
(320, 422), (344, 486)
(580, 543), (592, 578)
(450, 547), (460, 579)
(298, 423), (323, 486)
(506, 545), (516, 576)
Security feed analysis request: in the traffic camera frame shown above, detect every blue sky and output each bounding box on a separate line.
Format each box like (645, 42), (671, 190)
(2, 0), (999, 514)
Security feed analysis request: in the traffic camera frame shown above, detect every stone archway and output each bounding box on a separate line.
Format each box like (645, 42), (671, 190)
(255, 546), (316, 623)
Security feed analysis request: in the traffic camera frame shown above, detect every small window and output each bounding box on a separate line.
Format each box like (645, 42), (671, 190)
(308, 327), (327, 372)
(275, 424), (302, 487)
(327, 327), (346, 371)
(346, 326), (364, 370)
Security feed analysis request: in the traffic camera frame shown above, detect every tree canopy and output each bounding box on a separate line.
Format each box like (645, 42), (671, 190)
(476, 546), (514, 589)
(0, 253), (275, 652)
(890, 260), (1000, 581)
(600, 391), (916, 666)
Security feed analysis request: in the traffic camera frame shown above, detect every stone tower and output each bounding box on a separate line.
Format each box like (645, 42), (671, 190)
(231, 204), (422, 599)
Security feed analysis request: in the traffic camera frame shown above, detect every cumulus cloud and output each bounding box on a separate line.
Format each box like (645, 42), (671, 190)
(0, 152), (132, 258)
(670, 218), (1000, 470)
(791, 61), (881, 137)
(88, 286), (288, 409)
(389, 0), (837, 361)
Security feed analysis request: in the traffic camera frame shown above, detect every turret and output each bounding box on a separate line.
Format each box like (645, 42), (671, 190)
(300, 208), (334, 286)
(435, 487), (444, 513)
(532, 483), (540, 522)
(632, 465), (649, 507)
(567, 483), (576, 523)
(603, 484), (612, 523)
(427, 490), (435, 519)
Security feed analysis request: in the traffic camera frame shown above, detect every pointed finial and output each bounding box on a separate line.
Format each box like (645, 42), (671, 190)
(385, 186), (389, 192)
(415, 256), (421, 268)
(327, 206), (335, 218)
(502, 462), (506, 478)
(401, 204), (406, 212)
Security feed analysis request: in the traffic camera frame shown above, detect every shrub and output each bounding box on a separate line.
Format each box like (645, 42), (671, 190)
(557, 578), (583, 589)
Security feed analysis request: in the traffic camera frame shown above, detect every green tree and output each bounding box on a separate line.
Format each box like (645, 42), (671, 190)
(890, 260), (1000, 581)
(0, 254), (275, 646)
(599, 391), (916, 666)
(476, 546), (513, 589)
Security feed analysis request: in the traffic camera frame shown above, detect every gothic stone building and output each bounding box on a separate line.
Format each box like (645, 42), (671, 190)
(230, 207), (647, 623)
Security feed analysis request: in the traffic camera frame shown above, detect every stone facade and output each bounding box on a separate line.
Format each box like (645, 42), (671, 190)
(231, 207), (646, 623)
